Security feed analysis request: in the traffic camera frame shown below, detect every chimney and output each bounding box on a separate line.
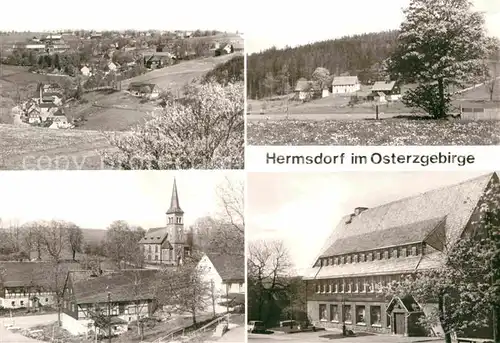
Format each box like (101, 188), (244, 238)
(354, 207), (369, 216)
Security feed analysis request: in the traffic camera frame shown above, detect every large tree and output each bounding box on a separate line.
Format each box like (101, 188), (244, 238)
(387, 0), (492, 118)
(311, 67), (331, 90)
(105, 221), (144, 268)
(67, 224), (83, 261)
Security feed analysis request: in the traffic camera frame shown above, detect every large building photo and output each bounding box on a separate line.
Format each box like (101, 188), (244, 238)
(247, 172), (500, 342)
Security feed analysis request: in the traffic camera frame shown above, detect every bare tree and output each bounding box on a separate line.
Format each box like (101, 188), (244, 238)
(216, 176), (244, 233)
(40, 220), (70, 262)
(209, 279), (221, 317)
(67, 224), (84, 261)
(105, 221), (144, 268)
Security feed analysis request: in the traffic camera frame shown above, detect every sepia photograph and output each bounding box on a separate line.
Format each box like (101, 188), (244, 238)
(0, 171), (245, 342)
(247, 171), (500, 343)
(246, 0), (500, 146)
(0, 0), (244, 170)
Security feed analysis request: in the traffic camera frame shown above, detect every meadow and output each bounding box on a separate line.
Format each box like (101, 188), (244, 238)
(247, 119), (500, 145)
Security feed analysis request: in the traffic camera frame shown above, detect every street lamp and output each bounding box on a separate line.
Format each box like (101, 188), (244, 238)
(107, 291), (111, 343)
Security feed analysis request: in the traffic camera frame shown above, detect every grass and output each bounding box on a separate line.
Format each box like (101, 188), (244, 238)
(247, 119), (500, 145)
(0, 124), (117, 169)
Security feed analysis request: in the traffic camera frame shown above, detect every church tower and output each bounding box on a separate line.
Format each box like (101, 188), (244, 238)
(166, 178), (185, 265)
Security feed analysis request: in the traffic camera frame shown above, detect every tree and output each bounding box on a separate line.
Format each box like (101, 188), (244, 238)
(101, 81), (244, 169)
(387, 0), (491, 118)
(105, 221), (144, 268)
(311, 67), (331, 90)
(67, 225), (84, 261)
(156, 259), (210, 325)
(382, 180), (500, 343)
(485, 41), (500, 101)
(40, 220), (70, 262)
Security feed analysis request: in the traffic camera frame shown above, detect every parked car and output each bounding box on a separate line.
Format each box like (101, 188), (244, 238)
(247, 320), (266, 333)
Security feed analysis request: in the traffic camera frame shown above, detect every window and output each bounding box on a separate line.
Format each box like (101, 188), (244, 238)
(20, 300), (24, 306)
(383, 250), (389, 259)
(328, 283), (333, 293)
(473, 108), (485, 113)
(11, 301), (15, 306)
(176, 217), (182, 224)
(354, 279), (359, 292)
(370, 306), (381, 326)
(322, 283), (327, 293)
(334, 257), (339, 265)
(330, 305), (339, 322)
(325, 258), (329, 266)
(155, 245), (158, 252)
(360, 253), (365, 262)
(168, 217), (173, 224)
(155, 255), (158, 261)
(367, 252), (372, 262)
(71, 303), (75, 312)
(392, 249), (398, 258)
(401, 247), (407, 257)
(347, 255), (352, 263)
(316, 283), (321, 293)
(319, 304), (327, 321)
(386, 313), (391, 328)
(356, 306), (366, 324)
(148, 245), (151, 252)
(343, 305), (352, 323)
(45, 298), (48, 302)
(330, 257), (334, 265)
(340, 281), (345, 293)
(411, 246), (417, 256)
(422, 243), (427, 255)
(334, 282), (338, 293)
(353, 254), (358, 263)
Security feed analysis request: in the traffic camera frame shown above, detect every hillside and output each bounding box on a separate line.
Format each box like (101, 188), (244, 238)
(247, 30), (399, 99)
(0, 124), (117, 170)
(203, 55), (244, 85)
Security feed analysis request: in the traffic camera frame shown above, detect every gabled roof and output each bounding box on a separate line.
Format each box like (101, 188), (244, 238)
(371, 81), (396, 92)
(39, 102), (58, 109)
(0, 262), (80, 289)
(205, 252), (244, 282)
(71, 269), (158, 304)
(332, 76), (359, 86)
(139, 227), (168, 244)
(128, 82), (157, 93)
(387, 295), (422, 313)
(295, 80), (322, 92)
(304, 173), (498, 279)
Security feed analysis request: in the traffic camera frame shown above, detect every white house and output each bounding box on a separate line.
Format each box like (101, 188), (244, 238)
(331, 76), (361, 94)
(197, 253), (245, 314)
(80, 66), (91, 77)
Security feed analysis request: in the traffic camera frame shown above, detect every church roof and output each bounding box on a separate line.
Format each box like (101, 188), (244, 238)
(166, 178), (183, 214)
(139, 227), (168, 244)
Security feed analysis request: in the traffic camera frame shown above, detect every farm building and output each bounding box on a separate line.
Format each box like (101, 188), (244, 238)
(144, 53), (174, 69)
(294, 80), (324, 100)
(459, 101), (500, 121)
(128, 82), (161, 100)
(303, 173), (498, 338)
(61, 269), (158, 336)
(370, 81), (401, 102)
(331, 76), (361, 94)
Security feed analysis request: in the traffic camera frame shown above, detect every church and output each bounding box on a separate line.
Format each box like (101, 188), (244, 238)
(138, 179), (191, 265)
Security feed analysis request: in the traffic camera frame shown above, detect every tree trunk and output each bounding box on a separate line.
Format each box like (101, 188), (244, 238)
(438, 293), (451, 343)
(438, 78), (446, 119)
(72, 249), (76, 261)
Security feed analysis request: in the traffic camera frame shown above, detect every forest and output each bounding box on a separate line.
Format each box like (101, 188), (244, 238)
(247, 30), (399, 99)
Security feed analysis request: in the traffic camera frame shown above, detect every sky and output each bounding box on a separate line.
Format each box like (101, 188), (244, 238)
(245, 0), (500, 53)
(0, 0), (242, 32)
(247, 171), (494, 275)
(0, 171), (243, 230)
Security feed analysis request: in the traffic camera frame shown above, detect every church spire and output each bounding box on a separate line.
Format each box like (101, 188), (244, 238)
(166, 178), (184, 214)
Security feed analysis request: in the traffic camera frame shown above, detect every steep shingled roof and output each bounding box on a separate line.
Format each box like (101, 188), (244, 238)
(205, 253), (244, 282)
(332, 76), (359, 86)
(303, 173), (498, 280)
(0, 262), (80, 289)
(138, 227), (168, 244)
(167, 178), (183, 215)
(71, 269), (158, 304)
(371, 81), (396, 92)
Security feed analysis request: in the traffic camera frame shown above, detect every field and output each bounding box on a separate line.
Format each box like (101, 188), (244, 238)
(247, 119), (500, 145)
(0, 124), (117, 169)
(121, 53), (240, 91)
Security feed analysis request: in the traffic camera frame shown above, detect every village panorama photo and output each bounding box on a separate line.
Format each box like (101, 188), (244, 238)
(0, 171), (245, 342)
(0, 0), (244, 170)
(246, 0), (500, 145)
(246, 171), (500, 343)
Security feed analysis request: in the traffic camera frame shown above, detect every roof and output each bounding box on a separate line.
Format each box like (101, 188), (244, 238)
(371, 81), (396, 92)
(294, 80), (322, 92)
(71, 269), (158, 304)
(303, 173), (498, 279)
(205, 253), (244, 282)
(166, 178), (183, 215)
(320, 217), (446, 257)
(0, 262), (80, 289)
(39, 103), (58, 109)
(332, 76), (359, 86)
(128, 82), (157, 93)
(139, 227), (168, 244)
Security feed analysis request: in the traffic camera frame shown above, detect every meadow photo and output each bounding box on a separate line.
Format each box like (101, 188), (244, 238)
(0, 0), (244, 169)
(246, 0), (500, 145)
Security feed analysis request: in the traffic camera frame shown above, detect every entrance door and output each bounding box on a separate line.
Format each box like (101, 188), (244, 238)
(394, 313), (405, 335)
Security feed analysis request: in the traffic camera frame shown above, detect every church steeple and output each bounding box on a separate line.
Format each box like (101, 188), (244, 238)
(166, 178), (184, 215)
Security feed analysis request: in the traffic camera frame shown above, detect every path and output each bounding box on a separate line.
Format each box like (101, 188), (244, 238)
(0, 314), (57, 343)
(246, 112), (408, 121)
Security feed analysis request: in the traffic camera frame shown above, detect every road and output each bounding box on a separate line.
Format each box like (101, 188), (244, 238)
(0, 314), (57, 343)
(246, 112), (412, 121)
(248, 332), (445, 343)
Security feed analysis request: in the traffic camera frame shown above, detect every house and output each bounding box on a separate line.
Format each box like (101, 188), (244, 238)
(232, 42), (244, 52)
(39, 103), (59, 120)
(128, 82), (161, 100)
(41, 92), (63, 106)
(91, 33), (103, 39)
(215, 44), (233, 56)
(48, 109), (71, 129)
(459, 101), (500, 121)
(80, 66), (91, 77)
(25, 44), (47, 51)
(370, 81), (400, 102)
(144, 54), (173, 69)
(138, 179), (191, 265)
(61, 269), (158, 336)
(303, 173), (499, 337)
(197, 253), (245, 313)
(107, 62), (118, 72)
(0, 262), (79, 309)
(294, 80), (323, 101)
(331, 76), (361, 94)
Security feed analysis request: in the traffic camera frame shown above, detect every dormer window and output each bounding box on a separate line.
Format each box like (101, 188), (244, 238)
(347, 255), (352, 264)
(360, 254), (365, 262)
(367, 253), (372, 262)
(325, 258), (329, 266)
(353, 255), (358, 263)
(401, 247), (407, 258)
(329, 257), (333, 265)
(334, 257), (339, 265)
(392, 249), (398, 258)
(411, 246), (417, 256)
(383, 250), (389, 259)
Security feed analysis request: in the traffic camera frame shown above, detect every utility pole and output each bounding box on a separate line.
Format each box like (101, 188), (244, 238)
(107, 292), (111, 343)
